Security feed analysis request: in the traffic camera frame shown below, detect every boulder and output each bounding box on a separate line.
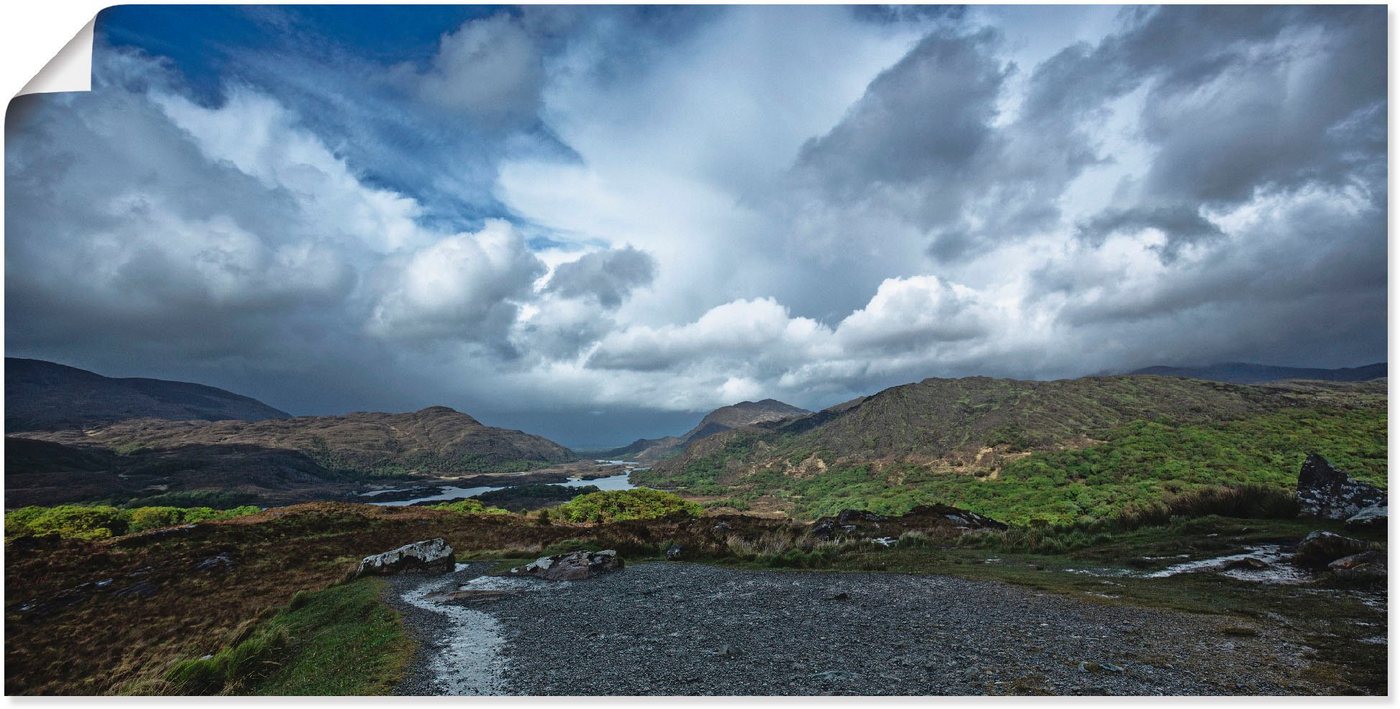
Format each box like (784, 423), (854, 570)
(509, 549), (623, 581)
(1296, 454), (1385, 521)
(1345, 503), (1387, 531)
(1294, 531), (1369, 570)
(352, 538), (454, 579)
(1327, 550), (1387, 580)
(1222, 557), (1271, 572)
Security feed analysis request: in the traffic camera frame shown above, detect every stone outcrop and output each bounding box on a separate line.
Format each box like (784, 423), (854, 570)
(1295, 454), (1385, 521)
(509, 549), (623, 581)
(1327, 550), (1387, 580)
(1345, 503), (1387, 531)
(351, 538), (455, 579)
(811, 504), (1007, 540)
(1293, 531), (1369, 570)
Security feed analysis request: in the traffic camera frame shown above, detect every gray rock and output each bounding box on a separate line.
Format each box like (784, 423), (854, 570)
(1345, 503), (1387, 531)
(1327, 550), (1387, 580)
(509, 549), (623, 581)
(1296, 454), (1385, 521)
(1294, 531), (1368, 570)
(352, 538), (455, 579)
(193, 552), (235, 572)
(1222, 557), (1270, 572)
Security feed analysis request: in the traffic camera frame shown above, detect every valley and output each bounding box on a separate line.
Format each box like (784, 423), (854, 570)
(2, 357), (1388, 696)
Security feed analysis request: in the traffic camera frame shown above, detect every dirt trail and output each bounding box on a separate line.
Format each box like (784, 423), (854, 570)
(387, 562), (1327, 696)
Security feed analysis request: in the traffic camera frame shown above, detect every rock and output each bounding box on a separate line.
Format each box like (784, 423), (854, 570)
(193, 553), (235, 572)
(1222, 557), (1270, 572)
(712, 522), (732, 533)
(1079, 661), (1124, 674)
(837, 509), (886, 526)
(829, 591), (850, 601)
(665, 545), (685, 560)
(1294, 531), (1369, 570)
(1295, 454), (1385, 521)
(1327, 550), (1387, 580)
(510, 549), (623, 581)
(1345, 503), (1387, 531)
(351, 538), (454, 579)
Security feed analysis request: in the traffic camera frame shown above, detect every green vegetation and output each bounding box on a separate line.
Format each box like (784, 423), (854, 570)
(164, 579), (411, 695)
(428, 498), (511, 516)
(5, 503), (260, 541)
(556, 488), (703, 523)
(653, 406), (1386, 524)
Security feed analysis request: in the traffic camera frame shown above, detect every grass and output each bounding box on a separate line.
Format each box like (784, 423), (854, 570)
(6, 496), (1386, 695)
(162, 578), (411, 695)
(644, 406), (1386, 524)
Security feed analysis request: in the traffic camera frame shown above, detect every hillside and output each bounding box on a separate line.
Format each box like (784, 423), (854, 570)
(4, 436), (342, 508)
(636, 375), (1387, 522)
(602, 399), (809, 462)
(1128, 361), (1386, 384)
(6, 358), (290, 432)
(19, 405), (577, 479)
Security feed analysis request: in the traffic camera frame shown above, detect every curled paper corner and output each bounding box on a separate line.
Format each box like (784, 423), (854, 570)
(17, 17), (96, 97)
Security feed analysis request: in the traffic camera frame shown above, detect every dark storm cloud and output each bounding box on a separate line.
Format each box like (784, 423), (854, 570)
(1029, 4), (1385, 357)
(545, 246), (656, 308)
(1076, 205), (1224, 263)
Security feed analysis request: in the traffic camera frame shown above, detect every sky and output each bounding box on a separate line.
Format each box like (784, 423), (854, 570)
(4, 5), (1387, 448)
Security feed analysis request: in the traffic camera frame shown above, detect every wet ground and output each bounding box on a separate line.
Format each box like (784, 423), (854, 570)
(384, 561), (1334, 696)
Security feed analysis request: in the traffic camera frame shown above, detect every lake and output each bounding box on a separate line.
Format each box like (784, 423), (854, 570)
(365, 470), (639, 507)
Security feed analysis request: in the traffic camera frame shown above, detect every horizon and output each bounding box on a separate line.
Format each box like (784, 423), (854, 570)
(5, 353), (1387, 449)
(5, 5), (1386, 448)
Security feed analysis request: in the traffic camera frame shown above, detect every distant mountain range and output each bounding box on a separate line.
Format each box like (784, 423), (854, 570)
(5, 359), (577, 507)
(601, 399), (810, 461)
(6, 357), (290, 432)
(1127, 361), (1385, 385)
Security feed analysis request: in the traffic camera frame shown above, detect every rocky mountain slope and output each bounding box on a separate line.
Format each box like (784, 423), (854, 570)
(6, 358), (290, 432)
(602, 399), (809, 462)
(1128, 361), (1386, 384)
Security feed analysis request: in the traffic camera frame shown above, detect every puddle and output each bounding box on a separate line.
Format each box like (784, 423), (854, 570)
(1143, 545), (1309, 584)
(402, 575), (508, 695)
(1064, 545), (1312, 585)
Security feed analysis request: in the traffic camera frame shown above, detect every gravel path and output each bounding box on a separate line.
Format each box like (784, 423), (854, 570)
(387, 561), (1319, 696)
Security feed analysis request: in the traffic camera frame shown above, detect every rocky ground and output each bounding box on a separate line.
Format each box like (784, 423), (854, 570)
(385, 561), (1327, 696)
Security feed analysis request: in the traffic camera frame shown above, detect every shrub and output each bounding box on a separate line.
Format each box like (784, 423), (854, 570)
(5, 505), (128, 540)
(128, 507), (185, 533)
(6, 504), (261, 541)
(556, 489), (703, 523)
(429, 499), (510, 516)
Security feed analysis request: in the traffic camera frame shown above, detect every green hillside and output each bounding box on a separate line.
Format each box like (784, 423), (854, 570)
(637, 376), (1386, 524)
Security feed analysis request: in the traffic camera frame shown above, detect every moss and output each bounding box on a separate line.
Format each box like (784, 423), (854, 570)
(163, 579), (412, 696)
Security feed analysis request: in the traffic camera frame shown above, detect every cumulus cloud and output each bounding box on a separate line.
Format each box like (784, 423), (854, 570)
(398, 13), (544, 126)
(5, 5), (1386, 445)
(367, 220), (543, 345)
(545, 246), (655, 308)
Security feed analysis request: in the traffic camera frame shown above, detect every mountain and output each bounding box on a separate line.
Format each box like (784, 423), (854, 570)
(20, 406), (577, 479)
(6, 358), (290, 432)
(1127, 361), (1386, 384)
(5, 436), (337, 508)
(683, 399), (811, 441)
(601, 399), (809, 461)
(635, 374), (1387, 519)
